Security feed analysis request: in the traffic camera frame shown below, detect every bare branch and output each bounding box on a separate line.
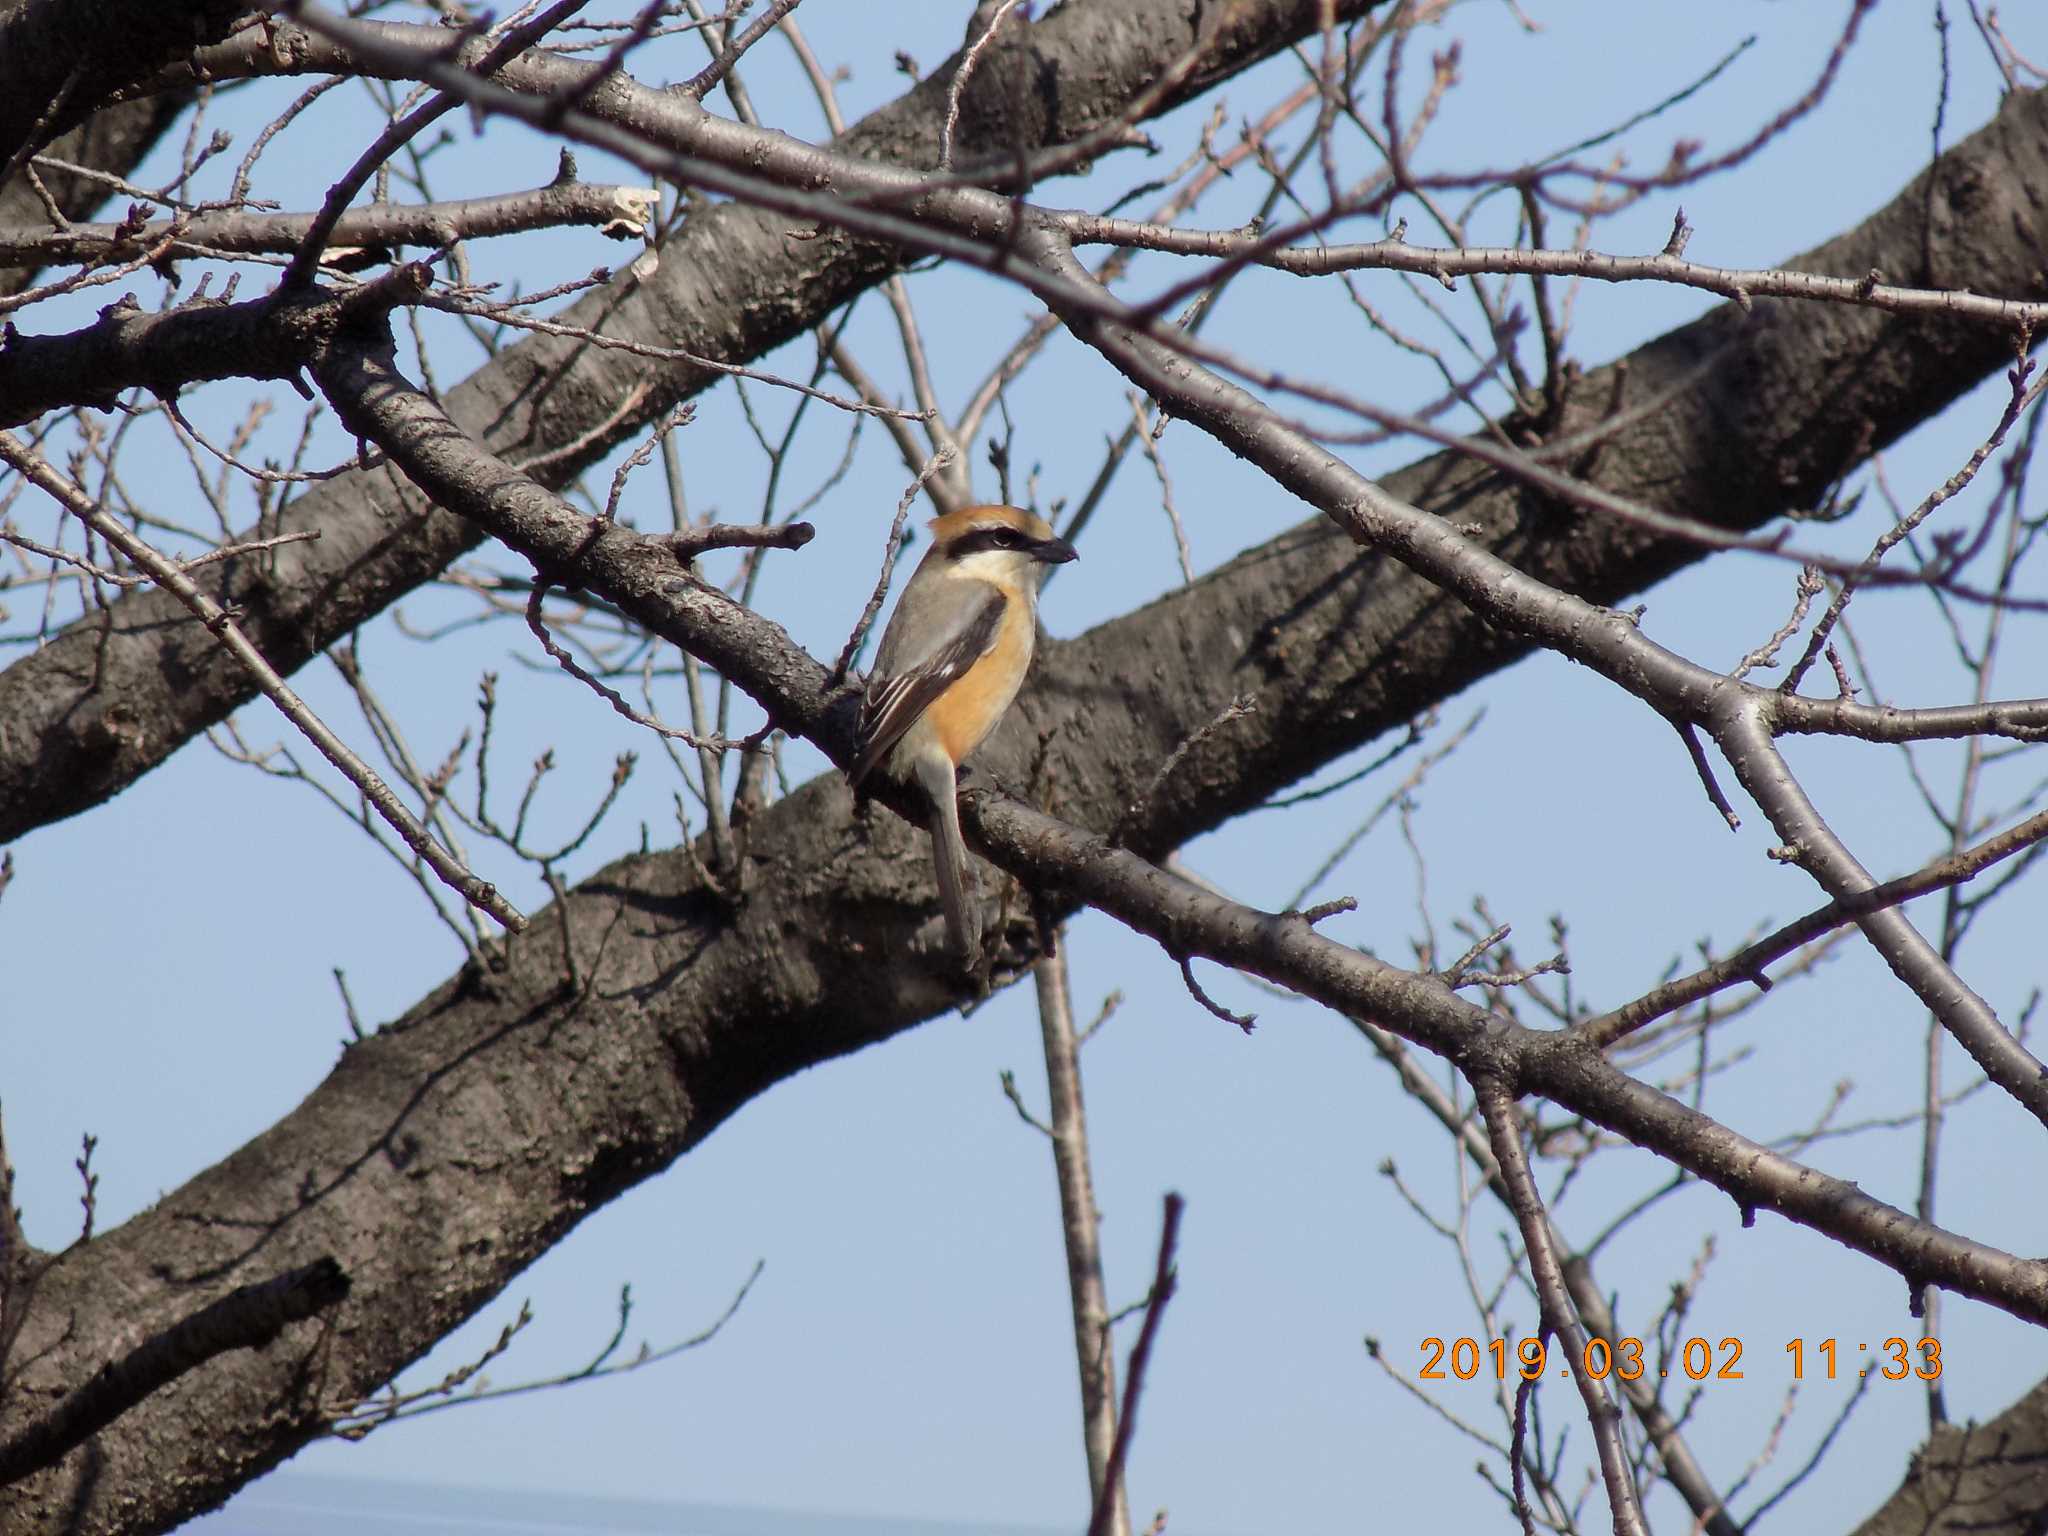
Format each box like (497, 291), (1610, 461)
(1113, 693), (1257, 845)
(1472, 1075), (1647, 1536)
(279, 1), (593, 292)
(939, 0), (1024, 171)
(1031, 941), (1130, 1536)
(1582, 802), (2048, 1048)
(677, 0), (805, 104)
(830, 446), (957, 685)
(1087, 1193), (1182, 1536)
(0, 179), (659, 267)
(0, 427), (528, 932)
(1057, 218), (2048, 333)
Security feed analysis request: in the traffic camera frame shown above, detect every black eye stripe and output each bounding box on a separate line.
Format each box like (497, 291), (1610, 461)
(951, 526), (1027, 556)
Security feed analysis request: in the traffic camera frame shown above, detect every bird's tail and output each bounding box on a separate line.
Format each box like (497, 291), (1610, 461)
(918, 759), (981, 961)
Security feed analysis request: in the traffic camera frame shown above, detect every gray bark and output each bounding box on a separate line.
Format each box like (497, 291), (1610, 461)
(0, 92), (197, 297)
(1851, 1378), (2048, 1536)
(0, 0), (1387, 842)
(0, 0), (249, 166)
(0, 0), (201, 297)
(1, 14), (2045, 1536)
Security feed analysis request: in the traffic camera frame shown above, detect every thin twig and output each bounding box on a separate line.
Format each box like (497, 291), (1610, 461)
(1472, 1075), (1649, 1536)
(1032, 939), (1131, 1536)
(1113, 694), (1257, 845)
(1178, 954), (1256, 1032)
(940, 0), (1024, 170)
(679, 0), (805, 102)
(830, 446), (956, 683)
(0, 430), (527, 932)
(1086, 1193), (1183, 1536)
(525, 580), (743, 750)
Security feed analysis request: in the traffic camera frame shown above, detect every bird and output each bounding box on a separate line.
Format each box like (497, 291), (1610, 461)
(849, 503), (1078, 960)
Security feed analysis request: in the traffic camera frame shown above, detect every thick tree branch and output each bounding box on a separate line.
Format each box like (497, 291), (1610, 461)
(0, 0), (258, 166)
(0, 92), (195, 298)
(21, 191), (2047, 1516)
(312, 321), (2048, 1326)
(0, 1258), (348, 1487)
(311, 319), (2048, 1213)
(0, 0), (1384, 842)
(7, 30), (2048, 1536)
(1850, 1376), (2048, 1536)
(0, 265), (432, 428)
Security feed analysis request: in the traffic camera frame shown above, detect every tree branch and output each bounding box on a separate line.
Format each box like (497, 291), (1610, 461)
(310, 322), (2048, 1329)
(0, 0), (254, 165)
(0, 177), (659, 267)
(0, 261), (435, 429)
(7, 29), (2048, 1536)
(1472, 1074), (1646, 1536)
(0, 420), (528, 933)
(0, 1256), (348, 1487)
(0, 0), (1383, 843)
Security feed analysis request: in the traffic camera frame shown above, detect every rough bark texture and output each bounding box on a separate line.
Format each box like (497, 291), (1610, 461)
(1848, 1378), (2048, 1536)
(0, 0), (203, 299)
(0, 93), (197, 298)
(0, 0), (1387, 843)
(3, 20), (2047, 1536)
(0, 0), (255, 165)
(0, 284), (374, 426)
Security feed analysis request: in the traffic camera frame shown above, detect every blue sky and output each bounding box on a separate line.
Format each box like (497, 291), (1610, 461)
(7, 3), (2048, 1532)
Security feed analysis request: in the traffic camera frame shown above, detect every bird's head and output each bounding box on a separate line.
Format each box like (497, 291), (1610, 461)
(928, 504), (1078, 583)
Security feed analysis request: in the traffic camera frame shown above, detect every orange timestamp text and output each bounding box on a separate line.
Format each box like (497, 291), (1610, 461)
(1420, 1335), (1942, 1383)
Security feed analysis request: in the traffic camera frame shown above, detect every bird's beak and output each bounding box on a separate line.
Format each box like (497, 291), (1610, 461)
(1034, 534), (1079, 565)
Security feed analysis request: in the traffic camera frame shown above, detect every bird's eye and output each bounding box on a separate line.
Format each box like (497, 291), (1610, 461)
(954, 524), (1030, 557)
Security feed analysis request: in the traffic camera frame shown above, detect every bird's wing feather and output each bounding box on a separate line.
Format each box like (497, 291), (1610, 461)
(850, 579), (1006, 787)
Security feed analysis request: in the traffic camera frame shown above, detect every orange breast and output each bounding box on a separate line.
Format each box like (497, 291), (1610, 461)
(924, 596), (1034, 764)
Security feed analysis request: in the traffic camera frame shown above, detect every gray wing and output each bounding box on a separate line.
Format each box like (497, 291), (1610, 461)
(850, 577), (1005, 788)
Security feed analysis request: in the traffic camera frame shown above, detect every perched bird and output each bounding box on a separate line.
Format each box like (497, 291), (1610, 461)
(849, 504), (1078, 960)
